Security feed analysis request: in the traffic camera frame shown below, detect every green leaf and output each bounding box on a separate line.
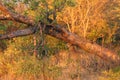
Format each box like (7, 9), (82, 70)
(23, 0), (29, 4)
(66, 0), (76, 7)
(0, 24), (7, 31)
(40, 0), (46, 3)
(30, 1), (39, 10)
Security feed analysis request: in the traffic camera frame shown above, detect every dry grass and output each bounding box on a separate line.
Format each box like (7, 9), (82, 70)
(0, 49), (118, 80)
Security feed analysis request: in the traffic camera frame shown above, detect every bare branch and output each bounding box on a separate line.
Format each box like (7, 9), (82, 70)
(0, 26), (37, 39)
(0, 2), (9, 14)
(10, 14), (35, 25)
(0, 2), (35, 25)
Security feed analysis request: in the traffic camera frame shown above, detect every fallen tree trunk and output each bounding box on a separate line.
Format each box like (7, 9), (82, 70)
(46, 25), (120, 65)
(0, 24), (120, 65)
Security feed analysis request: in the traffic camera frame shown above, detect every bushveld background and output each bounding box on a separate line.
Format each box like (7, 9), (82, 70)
(0, 0), (120, 80)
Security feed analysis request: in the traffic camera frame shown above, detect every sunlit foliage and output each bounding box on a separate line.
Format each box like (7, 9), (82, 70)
(0, 0), (120, 80)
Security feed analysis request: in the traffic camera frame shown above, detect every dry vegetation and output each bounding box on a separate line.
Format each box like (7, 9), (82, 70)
(0, 0), (120, 80)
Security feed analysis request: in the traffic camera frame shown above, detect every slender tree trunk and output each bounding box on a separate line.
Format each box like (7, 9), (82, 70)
(33, 36), (37, 57)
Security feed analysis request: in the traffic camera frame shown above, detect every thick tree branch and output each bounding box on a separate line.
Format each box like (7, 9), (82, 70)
(0, 26), (37, 39)
(0, 3), (34, 25)
(0, 12), (34, 25)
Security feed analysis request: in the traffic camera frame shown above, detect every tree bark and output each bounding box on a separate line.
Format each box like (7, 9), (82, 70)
(0, 27), (37, 39)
